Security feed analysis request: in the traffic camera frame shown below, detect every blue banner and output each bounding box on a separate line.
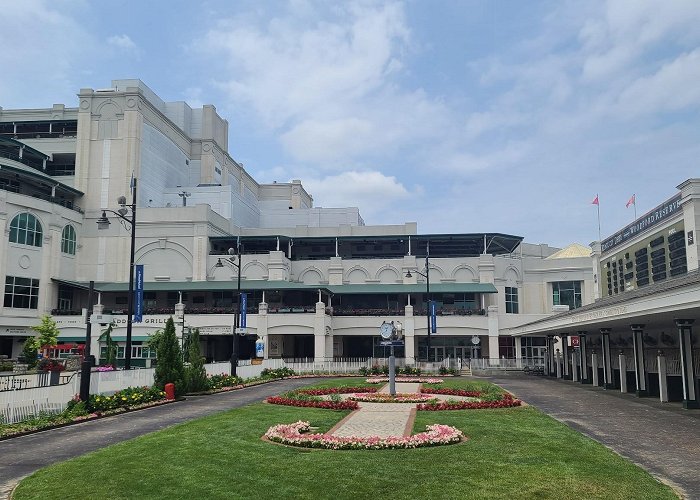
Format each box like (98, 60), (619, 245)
(240, 293), (247, 328)
(430, 300), (437, 334)
(134, 265), (144, 323)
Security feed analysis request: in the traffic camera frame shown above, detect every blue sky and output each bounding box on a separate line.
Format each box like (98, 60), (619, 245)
(2, 0), (699, 248)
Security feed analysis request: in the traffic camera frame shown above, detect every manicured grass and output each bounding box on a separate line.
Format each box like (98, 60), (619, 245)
(14, 379), (677, 500)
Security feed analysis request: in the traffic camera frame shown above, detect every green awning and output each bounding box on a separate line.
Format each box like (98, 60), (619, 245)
(327, 283), (497, 294)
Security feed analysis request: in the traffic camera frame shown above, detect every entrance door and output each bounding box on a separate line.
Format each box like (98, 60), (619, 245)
(431, 347), (446, 361)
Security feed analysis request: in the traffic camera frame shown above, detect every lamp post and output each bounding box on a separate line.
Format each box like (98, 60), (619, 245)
(405, 249), (431, 362)
(96, 178), (137, 370)
(215, 243), (242, 375)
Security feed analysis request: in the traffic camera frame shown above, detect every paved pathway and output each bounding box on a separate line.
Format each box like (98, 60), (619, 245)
(331, 382), (419, 438)
(489, 375), (700, 499)
(0, 378), (322, 500)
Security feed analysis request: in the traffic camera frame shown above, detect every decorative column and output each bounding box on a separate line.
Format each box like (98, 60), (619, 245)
(561, 334), (570, 380)
(546, 335), (556, 376)
(675, 319), (699, 409)
(571, 349), (579, 382)
(600, 328), (614, 389)
(657, 351), (669, 403)
(618, 352), (627, 393)
(631, 324), (647, 397)
(403, 304), (416, 364)
(578, 331), (590, 384)
(591, 351), (599, 387)
(555, 349), (562, 378)
(313, 300), (330, 362)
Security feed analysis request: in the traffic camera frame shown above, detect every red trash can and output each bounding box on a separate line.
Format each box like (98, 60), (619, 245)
(165, 383), (175, 400)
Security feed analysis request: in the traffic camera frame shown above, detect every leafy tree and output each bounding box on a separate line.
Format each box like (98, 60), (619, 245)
(98, 323), (118, 367)
(21, 337), (39, 368)
(185, 329), (208, 393)
(32, 315), (60, 351)
(154, 317), (185, 396)
(146, 328), (164, 361)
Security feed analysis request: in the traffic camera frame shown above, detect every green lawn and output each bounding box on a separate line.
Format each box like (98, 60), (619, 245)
(14, 379), (677, 500)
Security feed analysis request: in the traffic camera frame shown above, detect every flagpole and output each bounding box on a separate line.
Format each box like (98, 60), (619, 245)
(597, 198), (601, 242)
(633, 199), (637, 221)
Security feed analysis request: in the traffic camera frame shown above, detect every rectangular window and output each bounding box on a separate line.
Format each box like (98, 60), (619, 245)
(143, 291), (157, 309)
(505, 287), (519, 314)
(4, 276), (40, 309)
(552, 281), (582, 310)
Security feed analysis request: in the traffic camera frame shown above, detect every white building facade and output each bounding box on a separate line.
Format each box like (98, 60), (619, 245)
(0, 80), (594, 367)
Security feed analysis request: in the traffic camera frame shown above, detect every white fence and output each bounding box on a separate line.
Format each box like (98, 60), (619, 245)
(470, 358), (544, 371)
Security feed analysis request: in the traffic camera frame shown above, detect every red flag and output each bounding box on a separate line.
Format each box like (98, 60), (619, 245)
(591, 195), (599, 205)
(626, 194), (635, 208)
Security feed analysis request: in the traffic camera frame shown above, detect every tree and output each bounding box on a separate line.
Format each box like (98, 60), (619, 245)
(98, 323), (118, 367)
(21, 337), (39, 368)
(32, 315), (60, 352)
(154, 317), (185, 396)
(185, 329), (208, 393)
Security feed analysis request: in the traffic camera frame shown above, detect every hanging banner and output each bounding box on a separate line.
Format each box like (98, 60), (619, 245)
(430, 300), (437, 334)
(134, 265), (144, 323)
(240, 292), (248, 328)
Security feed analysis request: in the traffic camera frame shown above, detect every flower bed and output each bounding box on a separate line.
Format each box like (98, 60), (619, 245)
(420, 388), (482, 398)
(348, 392), (437, 403)
(366, 377), (443, 384)
(266, 396), (358, 410)
(297, 387), (378, 396)
(264, 420), (463, 450)
(87, 386), (167, 413)
(418, 393), (522, 411)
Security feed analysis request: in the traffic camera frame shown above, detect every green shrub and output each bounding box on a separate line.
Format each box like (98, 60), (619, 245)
(185, 329), (208, 393)
(370, 365), (381, 375)
(87, 386), (166, 413)
(358, 366), (369, 376)
(154, 317), (185, 396)
(438, 366), (449, 375)
(207, 373), (243, 389)
(260, 367), (295, 379)
(381, 364), (389, 375)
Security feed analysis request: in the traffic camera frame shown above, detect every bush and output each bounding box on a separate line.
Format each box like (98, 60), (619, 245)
(260, 367), (295, 379)
(185, 329), (208, 393)
(37, 358), (65, 372)
(380, 364), (389, 375)
(207, 373), (242, 390)
(87, 386), (166, 413)
(438, 366), (449, 376)
(370, 365), (381, 375)
(0, 361), (14, 372)
(154, 317), (185, 396)
(358, 366), (369, 376)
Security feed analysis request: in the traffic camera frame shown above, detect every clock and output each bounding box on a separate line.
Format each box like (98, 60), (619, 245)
(380, 322), (393, 340)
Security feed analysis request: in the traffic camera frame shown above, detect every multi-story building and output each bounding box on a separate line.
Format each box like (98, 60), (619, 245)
(0, 80), (594, 367)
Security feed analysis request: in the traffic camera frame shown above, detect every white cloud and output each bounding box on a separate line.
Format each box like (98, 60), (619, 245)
(616, 48), (700, 116)
(107, 34), (138, 52)
(301, 170), (412, 219)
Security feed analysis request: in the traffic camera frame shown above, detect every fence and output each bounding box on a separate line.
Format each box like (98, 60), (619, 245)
(469, 358), (543, 371)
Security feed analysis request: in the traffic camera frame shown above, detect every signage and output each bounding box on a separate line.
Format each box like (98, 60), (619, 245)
(430, 300), (437, 334)
(134, 265), (144, 323)
(688, 231), (694, 245)
(90, 314), (114, 325)
(570, 336), (580, 348)
(255, 338), (265, 358)
(601, 194), (682, 253)
(240, 293), (247, 328)
(380, 340), (405, 346)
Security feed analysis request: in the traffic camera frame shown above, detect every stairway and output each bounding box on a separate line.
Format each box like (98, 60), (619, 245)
(460, 366), (472, 377)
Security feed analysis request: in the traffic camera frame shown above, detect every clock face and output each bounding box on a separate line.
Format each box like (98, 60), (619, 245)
(380, 322), (393, 339)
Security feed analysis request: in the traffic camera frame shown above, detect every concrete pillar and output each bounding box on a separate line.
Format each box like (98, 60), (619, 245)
(515, 336), (522, 362)
(675, 319), (699, 409)
(313, 301), (330, 362)
(591, 352), (599, 386)
(579, 331), (590, 384)
(600, 328), (614, 389)
(658, 353), (669, 403)
(258, 302), (269, 359)
(631, 324), (648, 396)
(571, 349), (579, 382)
(561, 334), (570, 379)
(619, 353), (627, 393)
(555, 350), (562, 378)
(403, 304), (415, 364)
(546, 335), (556, 376)
(487, 305), (499, 364)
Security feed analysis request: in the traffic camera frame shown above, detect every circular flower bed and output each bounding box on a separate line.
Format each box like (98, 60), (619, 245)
(267, 395), (358, 410)
(366, 377), (443, 384)
(265, 420), (463, 450)
(348, 392), (437, 403)
(418, 393), (522, 411)
(297, 387), (378, 396)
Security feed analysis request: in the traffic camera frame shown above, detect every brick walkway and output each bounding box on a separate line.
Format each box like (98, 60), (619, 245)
(489, 375), (700, 499)
(331, 382), (419, 438)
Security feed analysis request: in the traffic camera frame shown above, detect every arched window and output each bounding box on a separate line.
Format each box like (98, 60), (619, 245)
(61, 225), (77, 255)
(9, 213), (43, 247)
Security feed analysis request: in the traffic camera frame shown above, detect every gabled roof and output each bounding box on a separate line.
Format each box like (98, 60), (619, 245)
(545, 243), (591, 259)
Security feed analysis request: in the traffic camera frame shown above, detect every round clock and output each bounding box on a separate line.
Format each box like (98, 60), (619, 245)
(380, 322), (393, 339)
